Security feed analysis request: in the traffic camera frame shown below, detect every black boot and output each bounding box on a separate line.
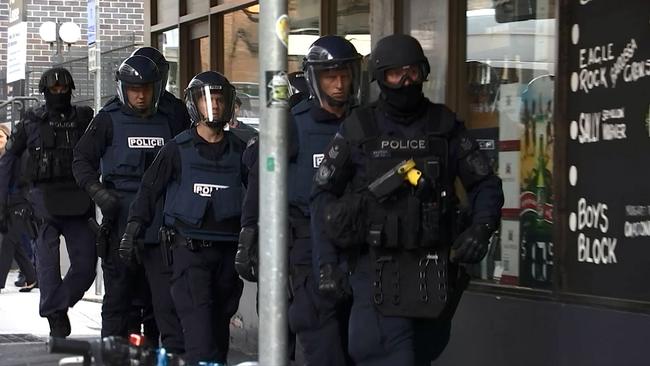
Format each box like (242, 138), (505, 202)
(47, 311), (71, 338)
(14, 272), (26, 287)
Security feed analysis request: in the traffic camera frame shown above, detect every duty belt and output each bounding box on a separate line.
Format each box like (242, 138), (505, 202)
(174, 234), (220, 251)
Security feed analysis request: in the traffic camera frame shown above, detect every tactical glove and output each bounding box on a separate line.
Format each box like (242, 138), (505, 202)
(0, 204), (8, 234)
(119, 221), (142, 264)
(87, 182), (120, 219)
(450, 223), (495, 264)
(235, 226), (259, 282)
(318, 263), (350, 300)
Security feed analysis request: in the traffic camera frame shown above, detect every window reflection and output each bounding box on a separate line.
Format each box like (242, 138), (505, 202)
(465, 0), (556, 289)
(403, 0), (448, 103)
(224, 7), (260, 128)
(288, 0), (320, 72)
(158, 28), (180, 97)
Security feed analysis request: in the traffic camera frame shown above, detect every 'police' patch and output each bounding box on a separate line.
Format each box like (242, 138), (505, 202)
(312, 153), (325, 168)
(128, 137), (165, 149)
(379, 139), (427, 150)
(193, 183), (229, 197)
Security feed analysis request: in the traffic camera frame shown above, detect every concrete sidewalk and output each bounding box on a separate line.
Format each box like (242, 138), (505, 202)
(0, 271), (102, 338)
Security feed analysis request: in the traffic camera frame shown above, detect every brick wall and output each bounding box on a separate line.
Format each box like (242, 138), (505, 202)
(1, 0), (144, 102)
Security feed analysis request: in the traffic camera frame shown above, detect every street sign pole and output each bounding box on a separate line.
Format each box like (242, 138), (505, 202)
(258, 1), (289, 365)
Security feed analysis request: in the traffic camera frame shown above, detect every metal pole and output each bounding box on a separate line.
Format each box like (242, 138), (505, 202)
(93, 0), (103, 297)
(93, 0), (102, 115)
(258, 0), (289, 365)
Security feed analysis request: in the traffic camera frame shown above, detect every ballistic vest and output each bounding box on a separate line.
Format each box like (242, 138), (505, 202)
(163, 129), (244, 241)
(23, 105), (94, 216)
(101, 104), (172, 243)
(288, 100), (341, 217)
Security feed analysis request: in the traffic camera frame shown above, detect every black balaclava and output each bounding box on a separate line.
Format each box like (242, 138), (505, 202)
(44, 89), (72, 113)
(377, 82), (428, 124)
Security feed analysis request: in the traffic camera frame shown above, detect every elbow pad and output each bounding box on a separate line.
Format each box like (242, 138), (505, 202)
(457, 135), (492, 189)
(313, 134), (352, 196)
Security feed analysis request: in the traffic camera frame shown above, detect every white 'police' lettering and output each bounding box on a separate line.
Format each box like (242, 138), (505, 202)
(193, 183), (230, 197)
(379, 139), (427, 150)
(313, 153), (325, 168)
(127, 137), (165, 149)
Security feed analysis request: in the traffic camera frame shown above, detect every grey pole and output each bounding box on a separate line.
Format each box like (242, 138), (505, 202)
(93, 0), (102, 116)
(258, 1), (289, 365)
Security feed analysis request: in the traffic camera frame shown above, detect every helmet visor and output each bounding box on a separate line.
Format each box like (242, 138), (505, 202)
(186, 84), (235, 126)
(306, 60), (362, 107)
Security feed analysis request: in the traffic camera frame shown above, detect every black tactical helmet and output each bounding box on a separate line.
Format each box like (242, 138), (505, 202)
(303, 35), (362, 107)
(370, 34), (430, 85)
(287, 71), (309, 96)
(38, 68), (75, 93)
(184, 71), (236, 129)
(115, 55), (163, 114)
(131, 46), (169, 95)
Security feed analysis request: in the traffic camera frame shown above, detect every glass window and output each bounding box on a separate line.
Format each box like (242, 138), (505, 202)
(403, 0), (448, 103)
(288, 0), (320, 72)
(465, 0), (556, 289)
(337, 0), (371, 57)
(158, 28), (180, 97)
(223, 6), (260, 129)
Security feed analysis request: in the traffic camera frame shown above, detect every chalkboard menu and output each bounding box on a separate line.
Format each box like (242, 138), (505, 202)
(563, 0), (650, 301)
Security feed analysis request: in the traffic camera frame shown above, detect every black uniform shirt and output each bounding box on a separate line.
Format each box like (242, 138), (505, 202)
(128, 127), (249, 227)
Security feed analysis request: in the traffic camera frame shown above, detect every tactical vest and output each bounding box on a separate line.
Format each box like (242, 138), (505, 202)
(101, 106), (172, 192)
(101, 105), (172, 243)
(25, 106), (91, 184)
(288, 100), (341, 217)
(24, 106), (94, 216)
(163, 130), (244, 241)
(345, 103), (458, 319)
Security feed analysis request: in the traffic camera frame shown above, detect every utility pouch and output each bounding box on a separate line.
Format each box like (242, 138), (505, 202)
(370, 246), (450, 319)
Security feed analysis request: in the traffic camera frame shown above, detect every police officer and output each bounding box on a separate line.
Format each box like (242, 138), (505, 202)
(121, 46), (191, 347)
(311, 34), (504, 365)
(72, 55), (187, 353)
(121, 71), (245, 364)
(236, 35), (361, 366)
(0, 68), (96, 337)
(0, 125), (38, 294)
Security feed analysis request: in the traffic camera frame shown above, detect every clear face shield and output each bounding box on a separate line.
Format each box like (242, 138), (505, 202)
(306, 60), (362, 108)
(186, 84), (235, 128)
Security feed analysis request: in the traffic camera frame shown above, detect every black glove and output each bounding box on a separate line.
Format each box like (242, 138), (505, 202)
(318, 263), (350, 300)
(235, 226), (258, 282)
(87, 182), (120, 219)
(450, 223), (495, 264)
(0, 204), (8, 234)
(119, 221), (142, 265)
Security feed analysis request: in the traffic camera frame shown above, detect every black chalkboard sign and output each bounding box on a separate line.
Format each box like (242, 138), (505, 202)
(562, 0), (650, 302)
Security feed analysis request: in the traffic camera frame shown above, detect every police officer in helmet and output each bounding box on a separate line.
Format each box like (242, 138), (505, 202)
(73, 55), (187, 352)
(0, 67), (97, 337)
(311, 34), (504, 365)
(236, 35), (361, 365)
(122, 71), (245, 364)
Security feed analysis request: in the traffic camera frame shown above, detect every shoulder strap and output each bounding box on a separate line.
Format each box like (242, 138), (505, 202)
(344, 103), (379, 146)
(174, 129), (194, 145)
(426, 103), (457, 137)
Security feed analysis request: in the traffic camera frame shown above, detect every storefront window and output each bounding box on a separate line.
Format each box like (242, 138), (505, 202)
(158, 28), (180, 97)
(288, 0), (320, 72)
(403, 0), (448, 103)
(224, 6), (260, 128)
(337, 0), (370, 56)
(466, 0), (556, 289)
